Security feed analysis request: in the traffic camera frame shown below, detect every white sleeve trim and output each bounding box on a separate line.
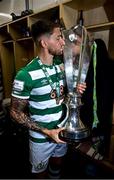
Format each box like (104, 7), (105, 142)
(11, 93), (29, 99)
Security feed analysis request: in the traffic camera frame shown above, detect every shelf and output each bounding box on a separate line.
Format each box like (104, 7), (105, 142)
(2, 40), (14, 44)
(2, 37), (32, 44)
(29, 5), (60, 27)
(86, 22), (114, 32)
(14, 39), (34, 72)
(16, 37), (32, 42)
(0, 42), (15, 98)
(8, 17), (29, 39)
(63, 0), (106, 10)
(0, 25), (12, 42)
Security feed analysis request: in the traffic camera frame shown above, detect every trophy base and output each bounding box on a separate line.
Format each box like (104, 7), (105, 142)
(60, 127), (90, 143)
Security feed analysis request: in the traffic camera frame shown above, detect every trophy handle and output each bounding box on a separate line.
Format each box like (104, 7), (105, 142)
(57, 103), (69, 128)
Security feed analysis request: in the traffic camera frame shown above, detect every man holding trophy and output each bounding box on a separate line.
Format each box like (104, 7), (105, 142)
(10, 19), (88, 178)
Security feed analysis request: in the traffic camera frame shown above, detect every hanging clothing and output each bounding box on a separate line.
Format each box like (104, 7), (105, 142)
(80, 39), (114, 156)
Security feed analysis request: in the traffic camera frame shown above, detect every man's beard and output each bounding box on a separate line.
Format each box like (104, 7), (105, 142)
(49, 48), (63, 56)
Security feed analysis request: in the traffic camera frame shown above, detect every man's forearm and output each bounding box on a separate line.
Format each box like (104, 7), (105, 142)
(10, 108), (65, 143)
(10, 109), (45, 133)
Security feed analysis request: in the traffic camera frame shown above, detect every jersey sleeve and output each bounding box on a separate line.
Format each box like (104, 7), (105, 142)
(11, 69), (32, 99)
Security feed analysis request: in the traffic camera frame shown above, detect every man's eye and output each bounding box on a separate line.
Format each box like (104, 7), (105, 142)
(56, 37), (60, 41)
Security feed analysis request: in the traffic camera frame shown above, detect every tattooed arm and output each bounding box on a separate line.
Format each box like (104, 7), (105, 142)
(10, 97), (44, 132)
(10, 96), (65, 143)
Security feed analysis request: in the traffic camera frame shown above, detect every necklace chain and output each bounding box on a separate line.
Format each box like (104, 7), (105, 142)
(37, 58), (60, 97)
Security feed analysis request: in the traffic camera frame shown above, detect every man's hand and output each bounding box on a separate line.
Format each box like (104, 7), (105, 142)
(42, 127), (66, 144)
(76, 82), (86, 94)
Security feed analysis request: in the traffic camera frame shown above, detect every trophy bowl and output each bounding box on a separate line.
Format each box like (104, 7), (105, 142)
(58, 25), (91, 143)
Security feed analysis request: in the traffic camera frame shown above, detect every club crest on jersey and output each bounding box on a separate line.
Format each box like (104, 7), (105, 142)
(13, 80), (24, 91)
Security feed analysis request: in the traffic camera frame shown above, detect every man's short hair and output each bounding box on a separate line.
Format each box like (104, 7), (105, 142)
(31, 19), (60, 43)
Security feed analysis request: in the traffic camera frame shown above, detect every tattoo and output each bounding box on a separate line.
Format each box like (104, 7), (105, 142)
(10, 97), (44, 133)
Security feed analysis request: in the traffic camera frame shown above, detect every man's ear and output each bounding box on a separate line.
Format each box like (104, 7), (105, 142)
(40, 39), (48, 48)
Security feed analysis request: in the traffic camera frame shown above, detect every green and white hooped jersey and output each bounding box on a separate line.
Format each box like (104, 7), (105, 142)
(12, 57), (65, 143)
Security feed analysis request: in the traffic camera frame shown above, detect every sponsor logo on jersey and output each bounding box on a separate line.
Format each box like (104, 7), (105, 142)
(13, 80), (24, 91)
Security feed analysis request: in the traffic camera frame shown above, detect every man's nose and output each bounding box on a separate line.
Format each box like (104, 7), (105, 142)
(61, 38), (65, 46)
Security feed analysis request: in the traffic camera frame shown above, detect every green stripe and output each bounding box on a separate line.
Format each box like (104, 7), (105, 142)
(29, 105), (62, 116)
(54, 56), (63, 65)
(52, 71), (64, 81)
(26, 58), (40, 71)
(30, 93), (50, 102)
(35, 119), (60, 129)
(92, 42), (99, 128)
(33, 77), (49, 88)
(29, 135), (50, 143)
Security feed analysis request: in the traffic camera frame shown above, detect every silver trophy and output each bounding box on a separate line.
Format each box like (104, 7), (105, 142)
(58, 25), (91, 142)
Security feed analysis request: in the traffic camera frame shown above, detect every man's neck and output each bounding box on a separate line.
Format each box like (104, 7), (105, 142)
(38, 50), (53, 66)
